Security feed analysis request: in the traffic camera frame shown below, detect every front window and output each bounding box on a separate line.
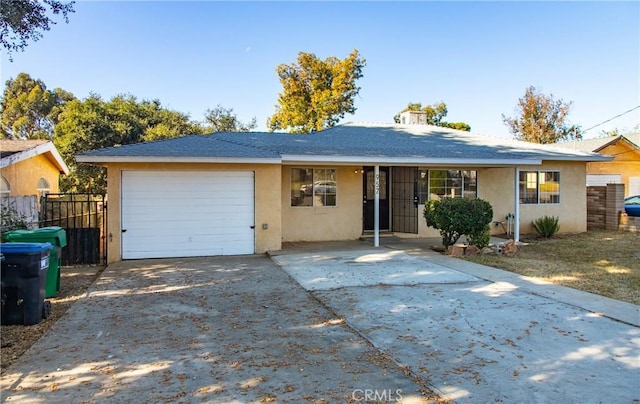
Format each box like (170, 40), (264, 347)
(291, 168), (337, 207)
(519, 171), (560, 204)
(36, 177), (50, 198)
(1, 176), (10, 197)
(418, 170), (477, 203)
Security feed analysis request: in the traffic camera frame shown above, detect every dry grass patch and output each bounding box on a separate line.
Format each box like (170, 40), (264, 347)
(462, 231), (640, 305)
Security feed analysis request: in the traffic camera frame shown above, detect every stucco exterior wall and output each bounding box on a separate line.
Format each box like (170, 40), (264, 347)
(517, 162), (587, 234)
(281, 166), (363, 242)
(103, 161), (588, 262)
(104, 163), (281, 264)
(0, 154), (61, 196)
(415, 162), (588, 238)
(477, 162), (587, 235)
(586, 142), (640, 197)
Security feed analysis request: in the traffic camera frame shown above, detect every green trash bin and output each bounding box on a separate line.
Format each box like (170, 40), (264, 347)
(2, 227), (67, 298)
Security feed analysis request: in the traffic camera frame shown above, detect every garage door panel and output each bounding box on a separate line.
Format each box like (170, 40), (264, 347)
(124, 188), (253, 200)
(125, 238), (249, 254)
(121, 170), (255, 259)
(122, 201), (254, 213)
(124, 225), (254, 238)
(124, 190), (251, 207)
(125, 208), (253, 223)
(126, 238), (251, 257)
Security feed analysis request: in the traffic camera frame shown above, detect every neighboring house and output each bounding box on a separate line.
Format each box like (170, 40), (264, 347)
(561, 134), (640, 197)
(0, 140), (69, 198)
(76, 120), (610, 263)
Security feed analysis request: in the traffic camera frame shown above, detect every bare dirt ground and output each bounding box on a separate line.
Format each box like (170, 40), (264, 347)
(1, 266), (104, 375)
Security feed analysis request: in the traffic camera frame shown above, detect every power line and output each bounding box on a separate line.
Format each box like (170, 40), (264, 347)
(582, 105), (640, 133)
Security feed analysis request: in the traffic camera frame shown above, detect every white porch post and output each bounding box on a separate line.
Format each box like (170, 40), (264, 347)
(514, 167), (520, 243)
(374, 165), (380, 247)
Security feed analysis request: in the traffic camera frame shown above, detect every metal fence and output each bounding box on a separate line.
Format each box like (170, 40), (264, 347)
(41, 193), (107, 266)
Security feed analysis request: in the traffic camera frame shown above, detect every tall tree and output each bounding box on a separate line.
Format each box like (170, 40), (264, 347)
(502, 86), (582, 144)
(393, 101), (471, 131)
(142, 107), (205, 141)
(1, 0), (75, 61)
(268, 49), (366, 133)
(54, 94), (204, 193)
(204, 105), (257, 133)
(54, 94), (112, 194)
(0, 72), (75, 139)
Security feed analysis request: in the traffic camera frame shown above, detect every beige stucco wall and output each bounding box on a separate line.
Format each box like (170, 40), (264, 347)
(103, 161), (588, 262)
(104, 163), (281, 264)
(281, 166), (363, 242)
(587, 142), (640, 197)
(414, 161), (588, 238)
(476, 162), (587, 235)
(279, 162), (588, 242)
(1, 154), (61, 196)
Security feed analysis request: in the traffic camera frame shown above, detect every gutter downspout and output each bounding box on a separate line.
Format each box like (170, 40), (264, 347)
(374, 165), (380, 247)
(514, 167), (520, 243)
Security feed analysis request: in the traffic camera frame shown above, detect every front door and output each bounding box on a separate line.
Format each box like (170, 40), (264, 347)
(391, 167), (419, 234)
(363, 166), (389, 231)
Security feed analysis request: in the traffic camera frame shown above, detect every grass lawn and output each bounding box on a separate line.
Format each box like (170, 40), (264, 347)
(461, 230), (640, 305)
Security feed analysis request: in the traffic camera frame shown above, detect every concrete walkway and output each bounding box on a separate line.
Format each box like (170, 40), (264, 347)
(272, 239), (640, 403)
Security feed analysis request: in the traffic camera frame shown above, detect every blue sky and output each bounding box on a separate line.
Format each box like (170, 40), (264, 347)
(2, 1), (639, 139)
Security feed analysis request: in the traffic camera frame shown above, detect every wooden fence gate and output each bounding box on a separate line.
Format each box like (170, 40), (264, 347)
(41, 193), (106, 266)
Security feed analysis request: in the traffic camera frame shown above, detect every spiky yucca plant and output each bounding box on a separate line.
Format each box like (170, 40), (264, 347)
(531, 215), (560, 238)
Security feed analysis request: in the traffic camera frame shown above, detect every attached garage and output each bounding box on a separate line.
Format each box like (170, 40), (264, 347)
(121, 170), (255, 259)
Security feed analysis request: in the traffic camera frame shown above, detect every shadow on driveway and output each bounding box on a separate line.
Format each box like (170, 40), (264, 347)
(273, 244), (640, 403)
(1, 255), (439, 403)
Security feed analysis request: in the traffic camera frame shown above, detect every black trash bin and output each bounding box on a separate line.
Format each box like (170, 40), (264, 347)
(3, 227), (67, 298)
(1, 243), (53, 326)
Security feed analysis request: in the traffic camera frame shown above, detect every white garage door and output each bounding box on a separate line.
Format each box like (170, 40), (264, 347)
(121, 170), (255, 259)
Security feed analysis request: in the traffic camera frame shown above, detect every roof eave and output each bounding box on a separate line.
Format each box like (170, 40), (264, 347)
(541, 155), (614, 162)
(0, 142), (69, 174)
(74, 155), (282, 164)
(281, 155), (544, 166)
(592, 136), (622, 152)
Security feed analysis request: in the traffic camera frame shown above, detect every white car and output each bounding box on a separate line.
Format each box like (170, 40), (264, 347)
(301, 181), (336, 196)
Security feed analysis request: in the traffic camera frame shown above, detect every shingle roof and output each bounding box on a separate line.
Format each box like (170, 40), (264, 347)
(76, 122), (610, 165)
(77, 134), (280, 159)
(560, 135), (640, 153)
(0, 140), (69, 173)
(0, 139), (48, 158)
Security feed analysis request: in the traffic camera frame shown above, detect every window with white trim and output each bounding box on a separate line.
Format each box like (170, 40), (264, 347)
(36, 177), (50, 198)
(1, 176), (10, 197)
(417, 169), (477, 203)
(519, 171), (560, 204)
(291, 168), (337, 207)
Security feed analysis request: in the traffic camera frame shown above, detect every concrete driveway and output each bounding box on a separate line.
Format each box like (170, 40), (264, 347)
(272, 240), (640, 403)
(0, 255), (434, 403)
(2, 240), (638, 403)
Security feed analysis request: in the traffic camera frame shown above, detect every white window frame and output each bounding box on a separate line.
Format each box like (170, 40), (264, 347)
(519, 170), (560, 204)
(36, 177), (50, 198)
(1, 176), (10, 197)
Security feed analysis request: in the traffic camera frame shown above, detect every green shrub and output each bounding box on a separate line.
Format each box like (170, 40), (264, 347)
(531, 215), (560, 238)
(424, 197), (494, 248)
(467, 226), (491, 249)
